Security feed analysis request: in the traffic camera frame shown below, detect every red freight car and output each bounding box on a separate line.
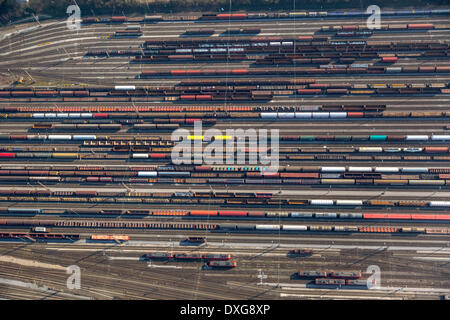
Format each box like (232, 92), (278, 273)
(408, 24), (434, 29)
(381, 56), (398, 63)
(0, 153), (15, 158)
(190, 210), (218, 216)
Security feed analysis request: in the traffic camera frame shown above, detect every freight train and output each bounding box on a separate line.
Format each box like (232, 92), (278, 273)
(2, 188), (450, 211)
(4, 110), (450, 122)
(81, 9), (450, 25)
(1, 207), (450, 223)
(143, 252), (231, 260)
(1, 80), (449, 102)
(315, 278), (368, 286)
(2, 173), (450, 186)
(298, 270), (361, 279)
(0, 232), (79, 241)
(140, 67), (450, 78)
(2, 163), (450, 186)
(198, 10), (450, 20)
(321, 23), (438, 32)
(98, 39), (449, 58)
(2, 219), (449, 234)
(141, 36), (448, 52)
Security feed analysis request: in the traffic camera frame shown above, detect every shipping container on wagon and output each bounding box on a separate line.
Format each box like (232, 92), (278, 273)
(255, 224), (281, 231)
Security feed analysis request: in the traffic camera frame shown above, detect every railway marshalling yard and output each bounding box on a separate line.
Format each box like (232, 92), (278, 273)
(0, 10), (450, 300)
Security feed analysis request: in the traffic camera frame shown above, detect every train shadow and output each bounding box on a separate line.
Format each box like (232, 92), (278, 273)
(179, 34), (213, 38)
(0, 238), (77, 243)
(85, 239), (128, 244)
(139, 255), (173, 263)
(306, 283), (368, 290)
(179, 240), (207, 247)
(289, 273), (315, 282)
(286, 253), (313, 259)
(201, 264), (235, 270)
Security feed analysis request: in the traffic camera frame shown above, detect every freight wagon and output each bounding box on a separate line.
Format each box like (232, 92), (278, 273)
(90, 234), (129, 241)
(0, 232), (79, 241)
(174, 253), (203, 260)
(143, 252), (174, 260)
(2, 219), (449, 234)
(315, 278), (346, 285)
(298, 270), (327, 278)
(207, 260), (237, 268)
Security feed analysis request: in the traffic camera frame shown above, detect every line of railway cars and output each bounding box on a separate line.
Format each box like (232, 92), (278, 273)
(2, 163), (450, 186)
(4, 149), (450, 162)
(0, 102), (384, 112)
(3, 145), (450, 157)
(1, 80), (449, 102)
(3, 90), (450, 102)
(2, 164), (450, 173)
(1, 207), (450, 222)
(297, 270), (371, 287)
(5, 111), (450, 122)
(140, 67), (450, 78)
(81, 10), (450, 25)
(198, 10), (450, 20)
(135, 36), (450, 65)
(298, 270), (362, 279)
(0, 232), (79, 241)
(314, 278), (368, 286)
(2, 174), (450, 186)
(143, 252), (231, 261)
(143, 251), (238, 269)
(2, 188), (450, 211)
(134, 51), (447, 64)
(90, 234), (130, 241)
(1, 218), (449, 234)
(321, 23), (442, 32)
(141, 37), (448, 54)
(2, 130), (450, 142)
(91, 41), (449, 58)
